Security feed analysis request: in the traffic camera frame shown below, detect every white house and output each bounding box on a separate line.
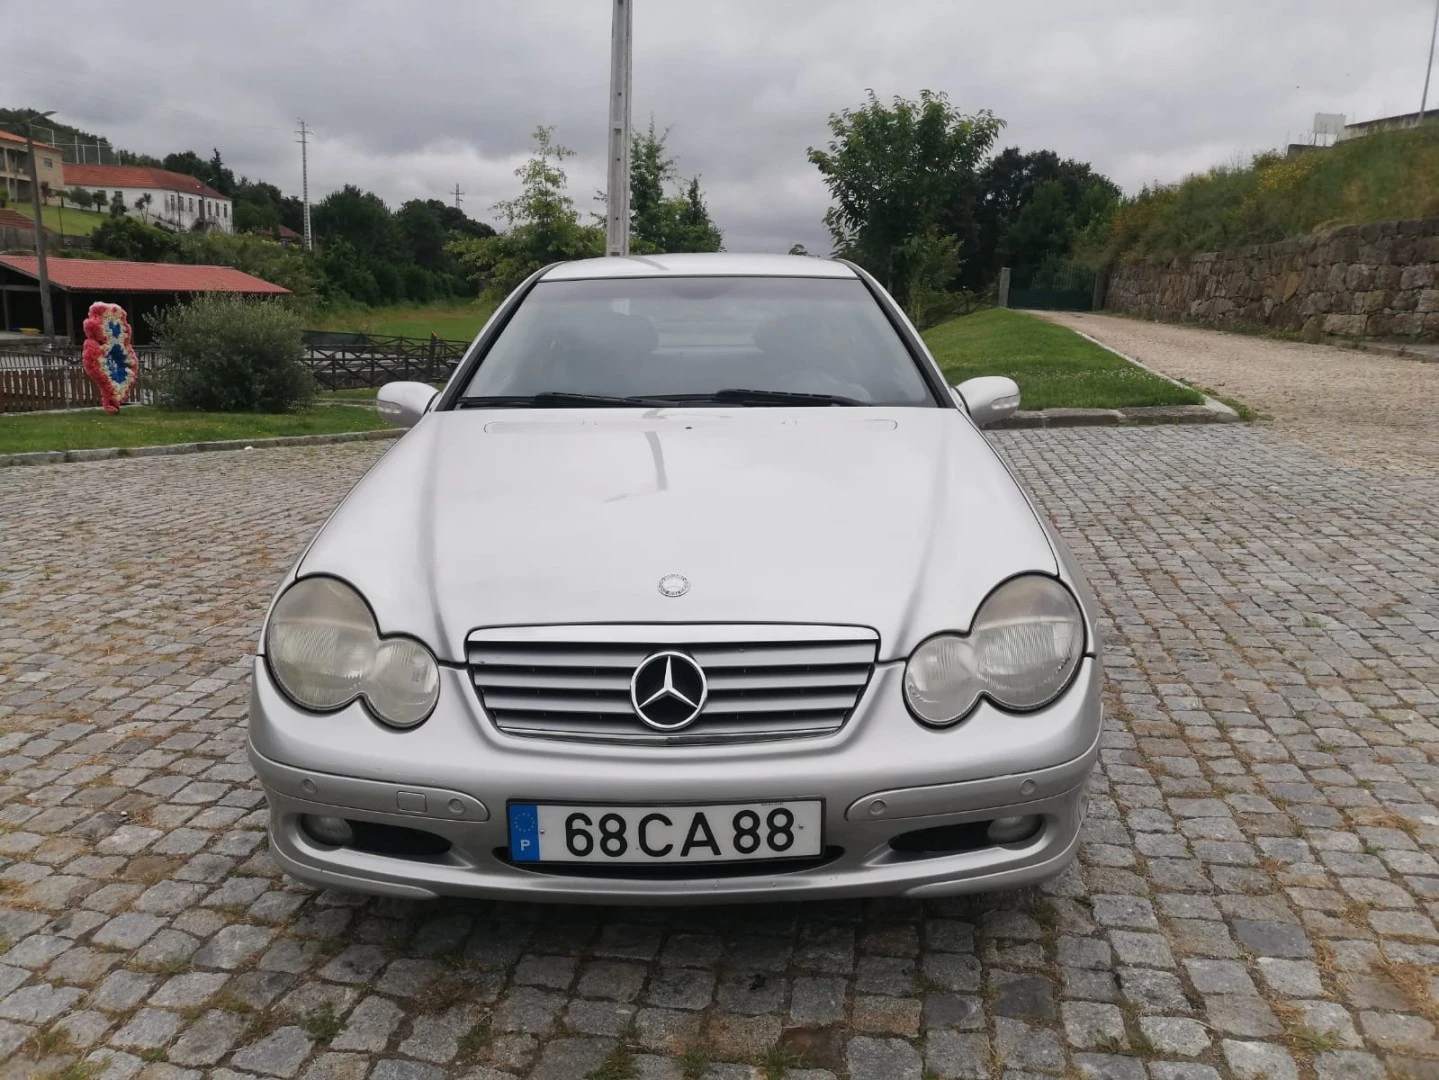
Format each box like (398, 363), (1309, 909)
(63, 164), (233, 233)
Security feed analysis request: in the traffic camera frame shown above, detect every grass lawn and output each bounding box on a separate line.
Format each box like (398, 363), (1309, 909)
(922, 308), (1205, 410)
(310, 299), (497, 341)
(7, 203), (112, 238)
(0, 404), (390, 454)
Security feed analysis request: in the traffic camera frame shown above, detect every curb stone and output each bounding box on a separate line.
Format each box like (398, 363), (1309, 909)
(993, 402), (1238, 429)
(0, 427), (401, 469)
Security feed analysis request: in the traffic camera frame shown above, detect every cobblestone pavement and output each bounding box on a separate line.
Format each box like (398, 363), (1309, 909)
(1, 429), (1437, 1080)
(1032, 311), (1439, 476)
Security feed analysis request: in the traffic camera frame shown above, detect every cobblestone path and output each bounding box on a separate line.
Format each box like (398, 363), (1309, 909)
(1033, 310), (1439, 476)
(0, 427), (1435, 1080)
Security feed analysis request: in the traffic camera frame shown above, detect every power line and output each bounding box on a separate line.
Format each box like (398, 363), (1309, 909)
(295, 118), (313, 251)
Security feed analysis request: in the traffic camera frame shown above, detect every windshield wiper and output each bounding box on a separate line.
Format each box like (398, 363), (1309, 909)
(456, 392), (671, 409)
(650, 388), (866, 407)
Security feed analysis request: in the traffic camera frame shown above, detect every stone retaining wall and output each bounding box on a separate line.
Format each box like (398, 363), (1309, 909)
(1104, 218), (1439, 339)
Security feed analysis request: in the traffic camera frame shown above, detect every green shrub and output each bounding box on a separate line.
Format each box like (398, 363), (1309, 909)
(150, 295), (314, 412)
(92, 216), (181, 261)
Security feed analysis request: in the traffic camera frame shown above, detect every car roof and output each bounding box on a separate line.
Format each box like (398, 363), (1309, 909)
(540, 252), (858, 281)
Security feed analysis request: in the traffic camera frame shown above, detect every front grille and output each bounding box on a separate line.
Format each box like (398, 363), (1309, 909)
(466, 625), (878, 744)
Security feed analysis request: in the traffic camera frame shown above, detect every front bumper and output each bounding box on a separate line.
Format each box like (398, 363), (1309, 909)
(248, 656), (1102, 903)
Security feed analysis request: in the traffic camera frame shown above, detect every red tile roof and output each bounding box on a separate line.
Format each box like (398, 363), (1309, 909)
(0, 128), (61, 153)
(63, 164), (228, 201)
(0, 256), (291, 295)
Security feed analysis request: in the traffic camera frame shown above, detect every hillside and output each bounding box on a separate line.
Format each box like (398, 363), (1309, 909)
(4, 203), (111, 237)
(1092, 124), (1439, 263)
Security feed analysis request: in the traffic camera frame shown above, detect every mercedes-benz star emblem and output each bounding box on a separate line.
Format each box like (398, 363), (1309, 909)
(657, 573), (690, 598)
(630, 651), (708, 731)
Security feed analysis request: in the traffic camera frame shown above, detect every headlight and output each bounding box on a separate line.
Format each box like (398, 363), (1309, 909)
(265, 577), (440, 728)
(904, 575), (1084, 726)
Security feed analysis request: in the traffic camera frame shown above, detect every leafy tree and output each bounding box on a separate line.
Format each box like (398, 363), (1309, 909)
(433, 202), (496, 240)
(64, 187), (93, 211)
(108, 192), (128, 216)
(788, 243), (810, 256)
(807, 90), (1003, 307)
(162, 148), (235, 197)
(313, 185), (404, 263)
(396, 199), (453, 270)
(173, 232), (322, 299)
(448, 126), (603, 298)
(966, 148), (1120, 287)
(134, 192), (154, 223)
(316, 238), (384, 307)
(626, 122), (722, 254)
(897, 229), (962, 325)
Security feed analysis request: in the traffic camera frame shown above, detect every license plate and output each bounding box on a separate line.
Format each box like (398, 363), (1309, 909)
(508, 800), (823, 864)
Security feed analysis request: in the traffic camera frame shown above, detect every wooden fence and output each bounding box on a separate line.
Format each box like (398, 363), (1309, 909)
(0, 333), (471, 412)
(0, 352), (162, 413)
(300, 333), (471, 390)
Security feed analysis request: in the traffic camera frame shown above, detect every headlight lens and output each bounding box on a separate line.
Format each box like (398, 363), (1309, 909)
(904, 575), (1084, 726)
(265, 577), (440, 728)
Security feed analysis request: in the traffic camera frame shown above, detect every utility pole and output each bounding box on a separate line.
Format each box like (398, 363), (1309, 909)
(605, 0), (632, 256)
(296, 119), (313, 251)
(452, 183), (464, 210)
(1423, 0), (1439, 120)
(23, 112), (56, 342)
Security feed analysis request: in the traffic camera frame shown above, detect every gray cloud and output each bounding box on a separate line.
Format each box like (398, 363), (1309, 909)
(3, 0), (1434, 253)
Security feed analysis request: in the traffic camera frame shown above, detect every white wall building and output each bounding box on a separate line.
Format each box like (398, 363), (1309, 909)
(63, 164), (233, 233)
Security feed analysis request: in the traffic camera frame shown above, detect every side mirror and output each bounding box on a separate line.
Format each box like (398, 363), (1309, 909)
(376, 382), (438, 429)
(955, 376), (1021, 428)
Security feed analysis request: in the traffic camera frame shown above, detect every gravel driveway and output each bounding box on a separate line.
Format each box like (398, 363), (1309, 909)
(1034, 312), (1439, 475)
(0, 429), (1436, 1080)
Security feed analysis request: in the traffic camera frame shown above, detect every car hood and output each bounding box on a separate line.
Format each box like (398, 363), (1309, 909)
(298, 408), (1058, 661)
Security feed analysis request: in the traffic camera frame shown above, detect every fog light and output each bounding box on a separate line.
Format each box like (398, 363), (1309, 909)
(987, 815), (1040, 844)
(302, 815), (353, 846)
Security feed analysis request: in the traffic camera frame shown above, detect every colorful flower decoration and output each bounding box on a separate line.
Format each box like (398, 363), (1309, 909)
(81, 302), (141, 414)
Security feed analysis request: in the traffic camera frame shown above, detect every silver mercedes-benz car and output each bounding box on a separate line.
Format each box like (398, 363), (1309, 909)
(248, 252), (1102, 903)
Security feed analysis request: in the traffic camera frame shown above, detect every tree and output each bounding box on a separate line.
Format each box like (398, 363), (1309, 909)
(134, 192), (154, 223)
(807, 90), (1003, 307)
(448, 126), (603, 298)
(626, 122), (723, 254)
(965, 148), (1120, 287)
(313, 185), (404, 263)
(162, 148), (235, 197)
(396, 199), (455, 270)
(788, 243), (809, 256)
(64, 187), (93, 211)
(108, 191), (128, 217)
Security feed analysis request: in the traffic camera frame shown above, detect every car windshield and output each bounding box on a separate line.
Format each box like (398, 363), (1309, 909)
(458, 276), (936, 406)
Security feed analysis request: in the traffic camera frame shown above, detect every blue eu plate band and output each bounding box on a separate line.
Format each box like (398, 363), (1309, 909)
(508, 804), (540, 862)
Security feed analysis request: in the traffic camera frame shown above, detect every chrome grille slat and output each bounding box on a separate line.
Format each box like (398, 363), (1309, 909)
(466, 625), (878, 745)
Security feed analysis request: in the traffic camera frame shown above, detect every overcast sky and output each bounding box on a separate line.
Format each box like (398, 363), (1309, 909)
(2, 1), (1435, 252)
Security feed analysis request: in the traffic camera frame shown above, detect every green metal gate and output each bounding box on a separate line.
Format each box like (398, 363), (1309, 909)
(1008, 262), (1096, 311)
